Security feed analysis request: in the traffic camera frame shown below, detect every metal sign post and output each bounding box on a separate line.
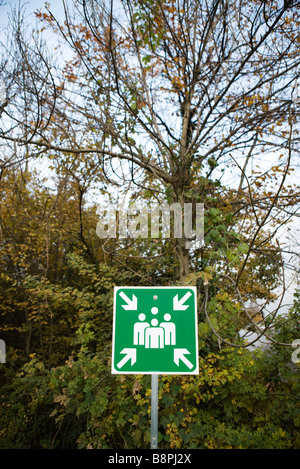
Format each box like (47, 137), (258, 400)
(151, 374), (158, 449)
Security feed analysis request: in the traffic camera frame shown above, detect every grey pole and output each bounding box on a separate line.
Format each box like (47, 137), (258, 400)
(151, 373), (159, 449)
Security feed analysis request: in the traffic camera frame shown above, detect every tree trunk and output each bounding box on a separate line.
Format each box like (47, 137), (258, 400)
(176, 239), (190, 284)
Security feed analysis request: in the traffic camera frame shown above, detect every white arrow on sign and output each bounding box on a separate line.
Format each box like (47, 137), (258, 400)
(174, 348), (193, 369)
(119, 291), (138, 310)
(117, 348), (137, 369)
(173, 291), (192, 310)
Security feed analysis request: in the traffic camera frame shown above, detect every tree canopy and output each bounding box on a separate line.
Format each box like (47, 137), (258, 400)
(0, 0), (299, 449)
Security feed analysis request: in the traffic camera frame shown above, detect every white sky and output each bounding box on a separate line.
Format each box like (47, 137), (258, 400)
(0, 0), (64, 23)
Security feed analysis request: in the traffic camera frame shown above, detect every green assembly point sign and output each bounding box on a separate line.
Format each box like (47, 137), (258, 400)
(111, 286), (199, 375)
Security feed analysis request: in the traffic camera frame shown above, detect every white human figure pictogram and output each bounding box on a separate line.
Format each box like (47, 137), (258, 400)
(145, 318), (164, 349)
(160, 313), (176, 345)
(133, 313), (150, 345)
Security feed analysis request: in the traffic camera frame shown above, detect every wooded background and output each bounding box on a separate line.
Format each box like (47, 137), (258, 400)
(0, 0), (299, 449)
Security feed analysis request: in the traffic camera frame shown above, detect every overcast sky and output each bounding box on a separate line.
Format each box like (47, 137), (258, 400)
(1, 0), (63, 22)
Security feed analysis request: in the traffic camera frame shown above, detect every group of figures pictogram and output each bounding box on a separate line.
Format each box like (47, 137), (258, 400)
(133, 307), (176, 349)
